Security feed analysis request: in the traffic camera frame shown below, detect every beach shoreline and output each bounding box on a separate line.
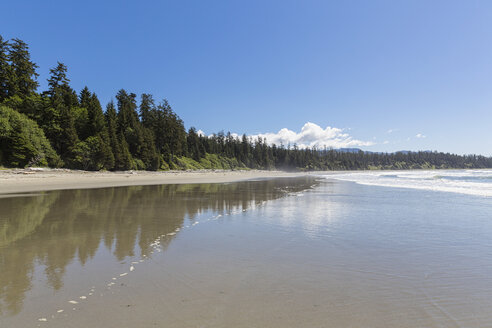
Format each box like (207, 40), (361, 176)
(0, 168), (306, 194)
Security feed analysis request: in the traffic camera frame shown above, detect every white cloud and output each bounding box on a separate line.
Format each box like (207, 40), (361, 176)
(416, 133), (426, 139)
(383, 140), (390, 144)
(196, 129), (205, 137)
(249, 122), (374, 149)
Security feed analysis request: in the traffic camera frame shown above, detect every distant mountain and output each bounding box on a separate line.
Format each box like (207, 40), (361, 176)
(337, 148), (364, 153)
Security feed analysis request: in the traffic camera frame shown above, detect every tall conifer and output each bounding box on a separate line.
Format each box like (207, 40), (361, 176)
(0, 36), (9, 101)
(7, 38), (39, 98)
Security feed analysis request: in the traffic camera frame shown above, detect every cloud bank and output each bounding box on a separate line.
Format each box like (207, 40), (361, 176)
(250, 122), (374, 149)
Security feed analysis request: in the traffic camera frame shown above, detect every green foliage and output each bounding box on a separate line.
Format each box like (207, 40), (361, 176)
(58, 105), (79, 163)
(187, 127), (205, 161)
(152, 99), (187, 161)
(69, 136), (113, 171)
(0, 105), (61, 167)
(5, 38), (39, 99)
(1, 35), (491, 172)
(171, 153), (246, 171)
(47, 62), (69, 96)
(0, 36), (9, 102)
(117, 132), (133, 170)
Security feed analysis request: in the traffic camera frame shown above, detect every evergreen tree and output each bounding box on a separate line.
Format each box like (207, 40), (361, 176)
(155, 99), (186, 163)
(0, 36), (9, 102)
(118, 131), (133, 170)
(187, 127), (204, 161)
(105, 101), (122, 169)
(58, 105), (79, 164)
(116, 89), (142, 156)
(81, 89), (108, 139)
(116, 89), (139, 132)
(139, 93), (156, 129)
(7, 38), (39, 98)
(140, 128), (160, 170)
(2, 37), (492, 171)
(47, 62), (69, 96)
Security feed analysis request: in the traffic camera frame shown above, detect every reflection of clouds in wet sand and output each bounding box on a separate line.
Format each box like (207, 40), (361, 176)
(0, 177), (317, 322)
(262, 181), (349, 238)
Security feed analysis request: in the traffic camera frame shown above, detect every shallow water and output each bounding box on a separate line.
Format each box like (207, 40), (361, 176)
(1, 176), (492, 327)
(323, 169), (492, 197)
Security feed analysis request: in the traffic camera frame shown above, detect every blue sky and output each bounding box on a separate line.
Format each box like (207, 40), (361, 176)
(2, 0), (492, 155)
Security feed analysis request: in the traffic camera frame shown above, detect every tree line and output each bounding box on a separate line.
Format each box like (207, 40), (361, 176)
(1, 35), (491, 171)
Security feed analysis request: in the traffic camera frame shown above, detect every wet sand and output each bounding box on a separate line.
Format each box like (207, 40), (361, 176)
(0, 168), (304, 194)
(2, 177), (492, 327)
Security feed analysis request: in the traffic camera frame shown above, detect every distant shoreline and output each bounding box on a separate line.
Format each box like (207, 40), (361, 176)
(0, 168), (306, 195)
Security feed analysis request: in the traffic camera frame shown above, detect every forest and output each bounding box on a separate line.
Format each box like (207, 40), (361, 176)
(1, 36), (491, 171)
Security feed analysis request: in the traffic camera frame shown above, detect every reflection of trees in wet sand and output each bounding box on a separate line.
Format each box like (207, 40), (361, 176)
(0, 177), (317, 316)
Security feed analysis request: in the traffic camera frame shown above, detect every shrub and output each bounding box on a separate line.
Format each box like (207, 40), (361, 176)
(0, 105), (61, 167)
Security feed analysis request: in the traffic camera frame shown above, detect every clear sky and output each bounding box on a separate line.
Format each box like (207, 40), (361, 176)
(2, 0), (492, 155)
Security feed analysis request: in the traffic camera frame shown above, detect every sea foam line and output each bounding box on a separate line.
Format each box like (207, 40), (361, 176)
(321, 170), (492, 197)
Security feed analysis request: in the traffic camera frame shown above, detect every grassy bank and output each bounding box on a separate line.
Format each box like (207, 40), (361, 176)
(169, 153), (248, 171)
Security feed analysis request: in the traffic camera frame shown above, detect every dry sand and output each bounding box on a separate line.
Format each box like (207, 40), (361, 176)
(0, 168), (304, 194)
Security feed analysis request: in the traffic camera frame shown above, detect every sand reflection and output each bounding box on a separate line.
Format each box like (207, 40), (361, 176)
(0, 177), (317, 316)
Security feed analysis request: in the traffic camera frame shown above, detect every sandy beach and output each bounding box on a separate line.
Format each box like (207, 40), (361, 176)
(0, 168), (304, 194)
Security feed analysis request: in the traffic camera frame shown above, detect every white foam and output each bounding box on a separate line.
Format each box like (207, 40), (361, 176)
(321, 169), (492, 197)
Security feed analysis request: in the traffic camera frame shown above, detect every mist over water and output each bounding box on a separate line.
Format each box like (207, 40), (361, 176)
(322, 169), (492, 197)
(1, 176), (492, 327)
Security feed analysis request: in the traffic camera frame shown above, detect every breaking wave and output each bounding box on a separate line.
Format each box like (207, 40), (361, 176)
(320, 170), (492, 197)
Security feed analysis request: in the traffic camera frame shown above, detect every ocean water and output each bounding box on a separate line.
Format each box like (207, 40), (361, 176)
(1, 174), (492, 327)
(322, 169), (492, 197)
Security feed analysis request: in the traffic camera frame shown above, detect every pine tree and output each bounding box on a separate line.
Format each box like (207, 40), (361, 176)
(116, 89), (139, 132)
(81, 89), (108, 139)
(139, 93), (156, 129)
(115, 89), (144, 157)
(79, 86), (91, 107)
(140, 128), (160, 170)
(82, 91), (113, 168)
(0, 36), (9, 102)
(187, 127), (204, 161)
(118, 131), (133, 170)
(7, 38), (39, 98)
(105, 101), (125, 170)
(47, 62), (69, 98)
(155, 99), (187, 163)
(58, 105), (79, 163)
